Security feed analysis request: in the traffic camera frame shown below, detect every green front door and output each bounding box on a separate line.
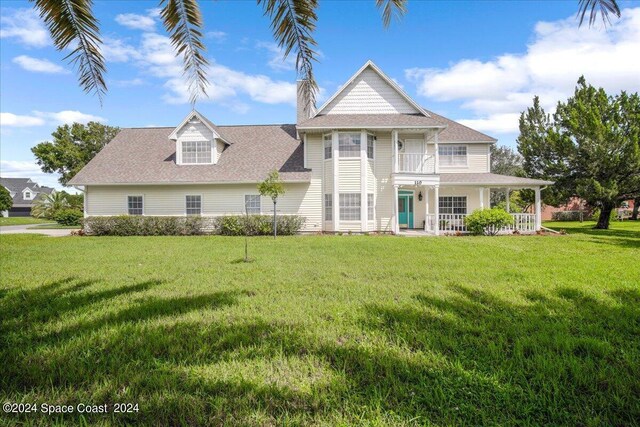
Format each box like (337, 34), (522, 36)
(398, 193), (414, 228)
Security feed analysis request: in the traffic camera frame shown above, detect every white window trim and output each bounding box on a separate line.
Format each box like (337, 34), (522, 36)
(438, 195), (468, 215)
(337, 132), (362, 159)
(177, 139), (215, 165)
(126, 194), (145, 216)
(323, 132), (332, 161)
(438, 144), (469, 168)
(23, 190), (33, 200)
(185, 194), (203, 216)
(244, 194), (261, 215)
(366, 132), (376, 161)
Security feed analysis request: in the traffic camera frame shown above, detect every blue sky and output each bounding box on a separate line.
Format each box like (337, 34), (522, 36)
(1, 0), (639, 188)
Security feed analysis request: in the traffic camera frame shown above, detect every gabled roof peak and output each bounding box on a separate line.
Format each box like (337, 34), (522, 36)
(168, 110), (230, 145)
(313, 60), (430, 118)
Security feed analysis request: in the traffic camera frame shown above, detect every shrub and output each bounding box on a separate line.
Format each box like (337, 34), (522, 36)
(551, 211), (585, 221)
(82, 216), (212, 236)
(465, 208), (514, 236)
(215, 215), (304, 236)
(54, 208), (83, 226)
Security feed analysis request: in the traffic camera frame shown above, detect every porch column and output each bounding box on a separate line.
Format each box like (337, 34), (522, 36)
(434, 185), (440, 236)
(479, 187), (485, 209)
(392, 130), (399, 173)
(534, 186), (542, 230)
(393, 184), (399, 234)
(424, 186), (430, 231)
(505, 188), (510, 212)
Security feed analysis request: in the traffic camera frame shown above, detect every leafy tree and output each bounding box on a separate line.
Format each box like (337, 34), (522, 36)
(0, 186), (13, 216)
(489, 145), (533, 208)
(31, 192), (70, 219)
(517, 78), (640, 229)
(258, 170), (286, 238)
(32, 122), (120, 186)
(29, 0), (616, 105)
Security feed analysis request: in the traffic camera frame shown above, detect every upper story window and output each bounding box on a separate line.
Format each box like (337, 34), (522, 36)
(23, 190), (33, 200)
(323, 134), (332, 160)
(339, 133), (360, 158)
(439, 145), (467, 166)
(181, 140), (212, 164)
(128, 195), (143, 215)
(367, 134), (375, 159)
(186, 195), (202, 215)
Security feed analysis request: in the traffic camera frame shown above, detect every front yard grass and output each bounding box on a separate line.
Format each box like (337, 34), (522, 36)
(0, 217), (51, 226)
(1, 222), (638, 426)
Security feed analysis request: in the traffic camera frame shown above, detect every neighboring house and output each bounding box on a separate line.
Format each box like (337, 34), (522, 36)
(0, 177), (55, 217)
(69, 61), (552, 234)
(540, 197), (636, 221)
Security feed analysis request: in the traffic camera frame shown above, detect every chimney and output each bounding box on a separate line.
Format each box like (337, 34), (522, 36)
(296, 80), (315, 124)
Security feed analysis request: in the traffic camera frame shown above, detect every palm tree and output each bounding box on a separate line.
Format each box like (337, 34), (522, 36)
(30, 0), (619, 107)
(31, 192), (70, 219)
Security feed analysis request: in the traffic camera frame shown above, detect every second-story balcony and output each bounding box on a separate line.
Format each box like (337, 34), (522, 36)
(398, 153), (436, 174)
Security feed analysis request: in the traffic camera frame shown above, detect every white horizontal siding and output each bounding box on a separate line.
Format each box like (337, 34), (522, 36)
(373, 132), (393, 232)
(323, 68), (419, 115)
(338, 160), (360, 192)
(176, 122), (213, 141)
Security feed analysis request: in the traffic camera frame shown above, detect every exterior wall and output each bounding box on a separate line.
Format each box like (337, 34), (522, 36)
(430, 143), (490, 174)
(322, 68), (418, 115)
(374, 132), (394, 232)
(86, 182), (323, 232)
(412, 185), (488, 230)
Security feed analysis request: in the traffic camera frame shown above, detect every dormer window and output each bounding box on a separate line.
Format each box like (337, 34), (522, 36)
(23, 190), (33, 200)
(181, 140), (213, 164)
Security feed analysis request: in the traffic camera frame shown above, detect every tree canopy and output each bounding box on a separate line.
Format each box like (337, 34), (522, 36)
(32, 122), (120, 187)
(517, 77), (640, 229)
(0, 186), (13, 215)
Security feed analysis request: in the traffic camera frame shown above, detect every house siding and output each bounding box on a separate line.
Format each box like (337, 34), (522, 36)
(322, 68), (419, 115)
(434, 143), (490, 174)
(373, 132), (394, 232)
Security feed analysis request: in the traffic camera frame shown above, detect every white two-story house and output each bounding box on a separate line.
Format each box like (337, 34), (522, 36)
(69, 61), (552, 234)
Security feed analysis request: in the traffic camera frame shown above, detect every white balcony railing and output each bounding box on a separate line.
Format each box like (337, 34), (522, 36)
(398, 153), (436, 174)
(426, 213), (537, 234)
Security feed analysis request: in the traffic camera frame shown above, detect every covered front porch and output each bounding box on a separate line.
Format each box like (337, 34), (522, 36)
(392, 174), (553, 235)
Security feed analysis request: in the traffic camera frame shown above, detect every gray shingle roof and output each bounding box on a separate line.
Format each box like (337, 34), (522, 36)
(297, 113), (444, 129)
(0, 177), (54, 206)
(440, 173), (553, 186)
(68, 125), (310, 185)
(422, 110), (497, 143)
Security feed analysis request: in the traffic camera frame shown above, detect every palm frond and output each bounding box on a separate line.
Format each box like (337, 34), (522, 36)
(258, 0), (319, 111)
(160, 0), (209, 106)
(31, 0), (106, 103)
(577, 0), (621, 27)
(376, 0), (407, 28)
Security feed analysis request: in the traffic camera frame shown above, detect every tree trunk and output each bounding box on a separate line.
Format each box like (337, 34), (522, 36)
(632, 197), (640, 221)
(273, 199), (277, 239)
(595, 203), (614, 229)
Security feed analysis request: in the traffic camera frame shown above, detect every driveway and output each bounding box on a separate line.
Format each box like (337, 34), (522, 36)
(0, 224), (76, 237)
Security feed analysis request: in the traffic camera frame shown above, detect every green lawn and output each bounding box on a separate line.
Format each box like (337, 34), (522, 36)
(0, 217), (52, 226)
(1, 222), (638, 426)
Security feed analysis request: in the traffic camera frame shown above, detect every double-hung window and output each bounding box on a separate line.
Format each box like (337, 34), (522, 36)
(439, 196), (467, 215)
(244, 195), (261, 214)
(324, 194), (332, 221)
(367, 194), (374, 220)
(186, 195), (202, 215)
(181, 140), (212, 164)
(367, 134), (375, 159)
(438, 145), (467, 166)
(338, 133), (360, 158)
(128, 195), (143, 215)
(323, 134), (332, 160)
(339, 193), (361, 221)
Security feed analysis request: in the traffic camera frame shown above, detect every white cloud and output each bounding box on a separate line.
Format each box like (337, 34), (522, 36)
(33, 110), (107, 125)
(206, 31), (227, 42)
(0, 8), (50, 47)
(115, 13), (156, 31)
(100, 37), (142, 63)
(406, 7), (640, 135)
(0, 160), (62, 190)
(0, 113), (45, 127)
(112, 78), (146, 87)
(12, 55), (69, 74)
(1, 111), (106, 128)
(256, 41), (296, 71)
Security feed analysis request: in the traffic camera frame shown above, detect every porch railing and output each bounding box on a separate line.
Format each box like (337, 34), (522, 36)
(428, 213), (537, 234)
(398, 153), (435, 174)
